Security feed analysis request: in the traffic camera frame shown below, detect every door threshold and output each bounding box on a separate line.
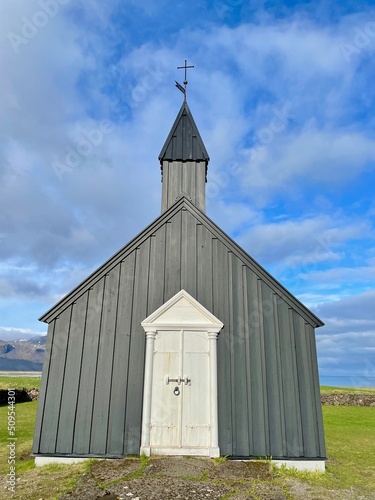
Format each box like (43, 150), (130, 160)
(146, 446), (220, 457)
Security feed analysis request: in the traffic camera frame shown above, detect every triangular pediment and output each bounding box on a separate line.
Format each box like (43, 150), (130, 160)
(141, 289), (223, 330)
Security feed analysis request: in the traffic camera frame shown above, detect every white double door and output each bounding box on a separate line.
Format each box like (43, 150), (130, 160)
(150, 329), (210, 453)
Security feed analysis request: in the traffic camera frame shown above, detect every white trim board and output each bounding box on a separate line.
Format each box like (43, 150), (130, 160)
(272, 459), (325, 472)
(35, 456), (90, 467)
(34, 456), (325, 472)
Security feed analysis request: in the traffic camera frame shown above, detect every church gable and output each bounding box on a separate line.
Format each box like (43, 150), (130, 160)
(40, 196), (322, 330)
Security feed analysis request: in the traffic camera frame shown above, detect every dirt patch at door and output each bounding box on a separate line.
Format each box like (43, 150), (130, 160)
(59, 456), (288, 500)
(57, 455), (375, 499)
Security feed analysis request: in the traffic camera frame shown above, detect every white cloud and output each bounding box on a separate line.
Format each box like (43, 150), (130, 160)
(0, 326), (46, 341)
(236, 214), (370, 269)
(315, 289), (375, 322)
(313, 291), (375, 381)
(303, 266), (375, 284)
(240, 129), (375, 204)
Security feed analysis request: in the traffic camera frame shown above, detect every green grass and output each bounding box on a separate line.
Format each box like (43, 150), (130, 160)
(0, 376), (41, 390)
(213, 455), (228, 464)
(0, 400), (89, 499)
(323, 406), (375, 489)
(274, 405), (375, 496)
(0, 400), (38, 474)
(320, 385), (375, 395)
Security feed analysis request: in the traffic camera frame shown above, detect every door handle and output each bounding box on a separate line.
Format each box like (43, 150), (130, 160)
(166, 376), (181, 385)
(166, 376), (191, 385)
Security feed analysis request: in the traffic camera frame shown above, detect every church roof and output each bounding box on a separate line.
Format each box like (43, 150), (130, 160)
(159, 101), (210, 162)
(39, 197), (324, 328)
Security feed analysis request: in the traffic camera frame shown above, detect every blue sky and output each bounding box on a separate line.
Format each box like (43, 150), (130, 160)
(1, 0), (374, 386)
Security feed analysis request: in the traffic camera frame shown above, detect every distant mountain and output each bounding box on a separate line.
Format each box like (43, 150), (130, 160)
(0, 329), (47, 341)
(0, 335), (46, 371)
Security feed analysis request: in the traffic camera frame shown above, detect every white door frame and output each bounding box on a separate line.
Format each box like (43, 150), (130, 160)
(140, 290), (223, 458)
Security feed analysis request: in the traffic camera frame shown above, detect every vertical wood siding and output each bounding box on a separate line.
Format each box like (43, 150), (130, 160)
(33, 206), (325, 459)
(161, 161), (206, 212)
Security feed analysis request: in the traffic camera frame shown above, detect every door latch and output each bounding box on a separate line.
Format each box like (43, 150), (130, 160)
(166, 376), (191, 385)
(166, 376), (181, 385)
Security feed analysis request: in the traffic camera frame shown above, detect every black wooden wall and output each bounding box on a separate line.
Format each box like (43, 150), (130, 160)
(33, 198), (326, 459)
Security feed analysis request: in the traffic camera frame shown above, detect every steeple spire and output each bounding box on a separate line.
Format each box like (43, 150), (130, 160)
(159, 98), (210, 213)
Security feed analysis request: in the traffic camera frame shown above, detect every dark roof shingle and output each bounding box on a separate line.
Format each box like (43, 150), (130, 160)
(159, 101), (209, 162)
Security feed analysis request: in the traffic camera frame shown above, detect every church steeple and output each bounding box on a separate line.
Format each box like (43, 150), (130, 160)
(159, 100), (210, 213)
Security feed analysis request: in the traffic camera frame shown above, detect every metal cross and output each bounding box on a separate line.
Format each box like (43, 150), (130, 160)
(177, 59), (194, 86)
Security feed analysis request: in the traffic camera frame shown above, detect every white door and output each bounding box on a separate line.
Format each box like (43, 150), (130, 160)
(150, 329), (210, 453)
(140, 289), (222, 458)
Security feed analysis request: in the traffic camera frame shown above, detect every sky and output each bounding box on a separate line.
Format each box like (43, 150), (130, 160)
(1, 0), (374, 387)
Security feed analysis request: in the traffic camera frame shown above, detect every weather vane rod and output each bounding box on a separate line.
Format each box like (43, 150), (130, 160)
(175, 59), (194, 102)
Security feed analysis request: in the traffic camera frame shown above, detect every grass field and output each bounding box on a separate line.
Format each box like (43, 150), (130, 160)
(0, 380), (374, 499)
(0, 375), (41, 390)
(273, 405), (375, 496)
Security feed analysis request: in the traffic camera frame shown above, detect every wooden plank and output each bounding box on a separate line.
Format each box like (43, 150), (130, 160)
(107, 255), (136, 455)
(294, 313), (316, 457)
(247, 269), (268, 456)
(242, 266), (253, 455)
(276, 299), (302, 457)
(161, 161), (169, 212)
(181, 209), (197, 297)
(188, 161), (196, 205)
(56, 294), (88, 454)
(227, 252), (235, 453)
(195, 162), (206, 212)
(196, 223), (213, 311)
(308, 325), (327, 458)
(168, 161), (182, 207)
(124, 241), (150, 454)
(181, 162), (191, 197)
(164, 211), (182, 300)
(288, 308), (304, 455)
(90, 266), (120, 455)
(261, 283), (283, 457)
(213, 238), (232, 455)
(147, 225), (166, 315)
(272, 294), (287, 457)
(39, 306), (71, 453)
(167, 161), (174, 208)
(32, 321), (55, 453)
(231, 256), (249, 456)
(180, 160), (197, 207)
(73, 279), (104, 454)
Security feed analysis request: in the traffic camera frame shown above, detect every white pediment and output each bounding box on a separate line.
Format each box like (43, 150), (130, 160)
(141, 289), (223, 330)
